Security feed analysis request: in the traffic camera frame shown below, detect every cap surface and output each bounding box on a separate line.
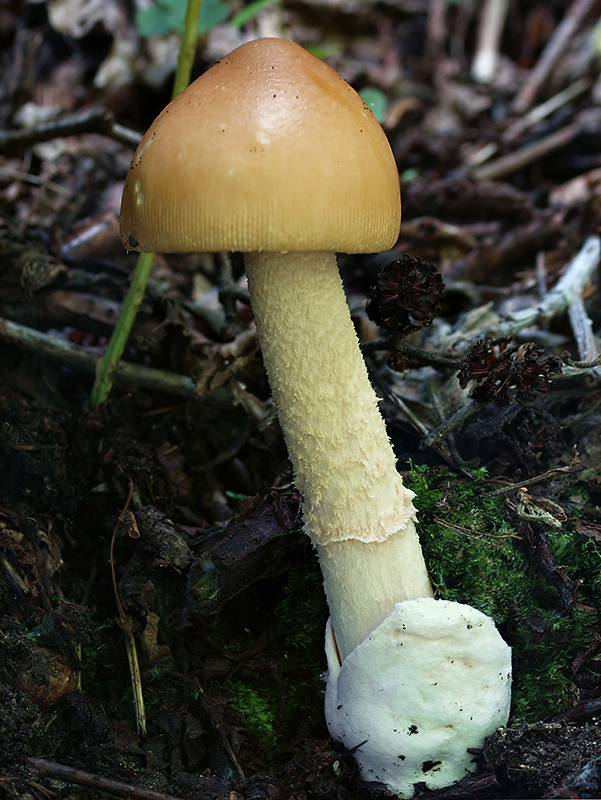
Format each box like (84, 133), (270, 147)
(120, 37), (401, 255)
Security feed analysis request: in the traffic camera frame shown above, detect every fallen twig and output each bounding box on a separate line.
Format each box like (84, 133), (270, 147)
(503, 77), (591, 144)
(481, 462), (581, 498)
(471, 0), (509, 83)
(462, 78), (591, 173)
(452, 236), (601, 347)
(470, 118), (583, 182)
(0, 107), (141, 154)
(567, 294), (597, 362)
(26, 758), (187, 800)
(110, 479), (146, 736)
(512, 0), (598, 114)
(0, 316), (197, 397)
(420, 398), (476, 450)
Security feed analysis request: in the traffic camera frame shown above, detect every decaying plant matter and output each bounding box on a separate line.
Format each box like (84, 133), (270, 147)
(1, 2), (601, 799)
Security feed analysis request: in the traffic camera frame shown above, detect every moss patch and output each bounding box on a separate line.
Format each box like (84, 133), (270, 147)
(407, 465), (601, 723)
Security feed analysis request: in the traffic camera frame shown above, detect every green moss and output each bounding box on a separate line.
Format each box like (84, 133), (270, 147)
(263, 560), (329, 738)
(228, 681), (279, 749)
(406, 464), (601, 723)
(274, 558), (328, 652)
(222, 556), (328, 756)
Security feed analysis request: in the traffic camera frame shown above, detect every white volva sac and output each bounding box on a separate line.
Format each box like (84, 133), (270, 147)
(325, 598), (512, 799)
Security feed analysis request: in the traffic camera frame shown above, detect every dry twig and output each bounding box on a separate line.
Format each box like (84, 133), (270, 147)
(27, 758), (187, 800)
(452, 236), (601, 347)
(471, 0), (509, 83)
(512, 0), (597, 113)
(0, 107), (140, 154)
(110, 478), (147, 736)
(0, 317), (197, 396)
(471, 118), (584, 182)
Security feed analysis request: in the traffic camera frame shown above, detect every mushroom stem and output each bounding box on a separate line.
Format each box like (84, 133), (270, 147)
(245, 251), (433, 659)
(316, 525), (433, 662)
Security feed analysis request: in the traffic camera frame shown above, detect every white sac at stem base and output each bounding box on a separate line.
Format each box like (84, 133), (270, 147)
(324, 597), (512, 799)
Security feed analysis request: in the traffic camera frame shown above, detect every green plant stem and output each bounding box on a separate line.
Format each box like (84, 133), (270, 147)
(174, 0), (204, 97)
(90, 251), (155, 404)
(90, 0), (203, 405)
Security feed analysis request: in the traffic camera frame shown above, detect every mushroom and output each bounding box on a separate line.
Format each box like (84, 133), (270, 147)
(120, 36), (432, 657)
(120, 37), (511, 797)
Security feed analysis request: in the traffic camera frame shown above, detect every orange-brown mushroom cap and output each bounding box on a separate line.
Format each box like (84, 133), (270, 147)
(120, 37), (401, 255)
